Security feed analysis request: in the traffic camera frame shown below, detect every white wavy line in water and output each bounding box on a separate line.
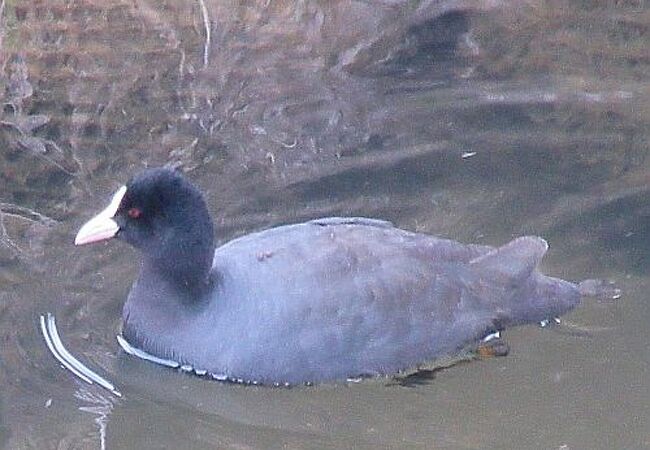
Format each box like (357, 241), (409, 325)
(40, 313), (121, 397)
(40, 315), (94, 384)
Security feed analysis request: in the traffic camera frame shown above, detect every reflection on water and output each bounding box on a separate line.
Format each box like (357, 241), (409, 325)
(75, 388), (114, 450)
(1, 1), (649, 448)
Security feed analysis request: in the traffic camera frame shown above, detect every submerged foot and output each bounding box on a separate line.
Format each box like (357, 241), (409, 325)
(476, 336), (510, 358)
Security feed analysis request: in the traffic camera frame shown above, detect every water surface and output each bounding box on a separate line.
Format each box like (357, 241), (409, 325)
(1, 1), (648, 448)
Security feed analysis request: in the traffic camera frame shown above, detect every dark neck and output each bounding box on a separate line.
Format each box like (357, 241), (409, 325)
(145, 197), (215, 300)
(144, 238), (215, 301)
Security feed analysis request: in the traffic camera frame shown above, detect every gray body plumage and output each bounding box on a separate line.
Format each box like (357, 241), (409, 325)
(123, 217), (581, 384)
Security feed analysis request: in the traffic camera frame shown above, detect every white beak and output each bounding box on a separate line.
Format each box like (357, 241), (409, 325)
(74, 185), (127, 246)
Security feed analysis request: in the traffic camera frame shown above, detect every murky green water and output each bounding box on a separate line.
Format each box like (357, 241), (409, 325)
(1, 1), (648, 448)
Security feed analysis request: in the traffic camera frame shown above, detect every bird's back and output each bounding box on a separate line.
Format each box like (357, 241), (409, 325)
(208, 218), (502, 383)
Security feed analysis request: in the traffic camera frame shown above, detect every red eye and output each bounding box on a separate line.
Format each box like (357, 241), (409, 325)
(128, 207), (142, 219)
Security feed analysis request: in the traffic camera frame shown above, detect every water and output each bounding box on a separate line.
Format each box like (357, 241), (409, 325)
(1, 1), (649, 448)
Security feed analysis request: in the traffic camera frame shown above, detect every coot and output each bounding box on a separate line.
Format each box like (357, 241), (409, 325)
(75, 168), (595, 384)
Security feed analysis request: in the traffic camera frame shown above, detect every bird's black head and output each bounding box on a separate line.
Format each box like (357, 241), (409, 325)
(76, 168), (215, 289)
